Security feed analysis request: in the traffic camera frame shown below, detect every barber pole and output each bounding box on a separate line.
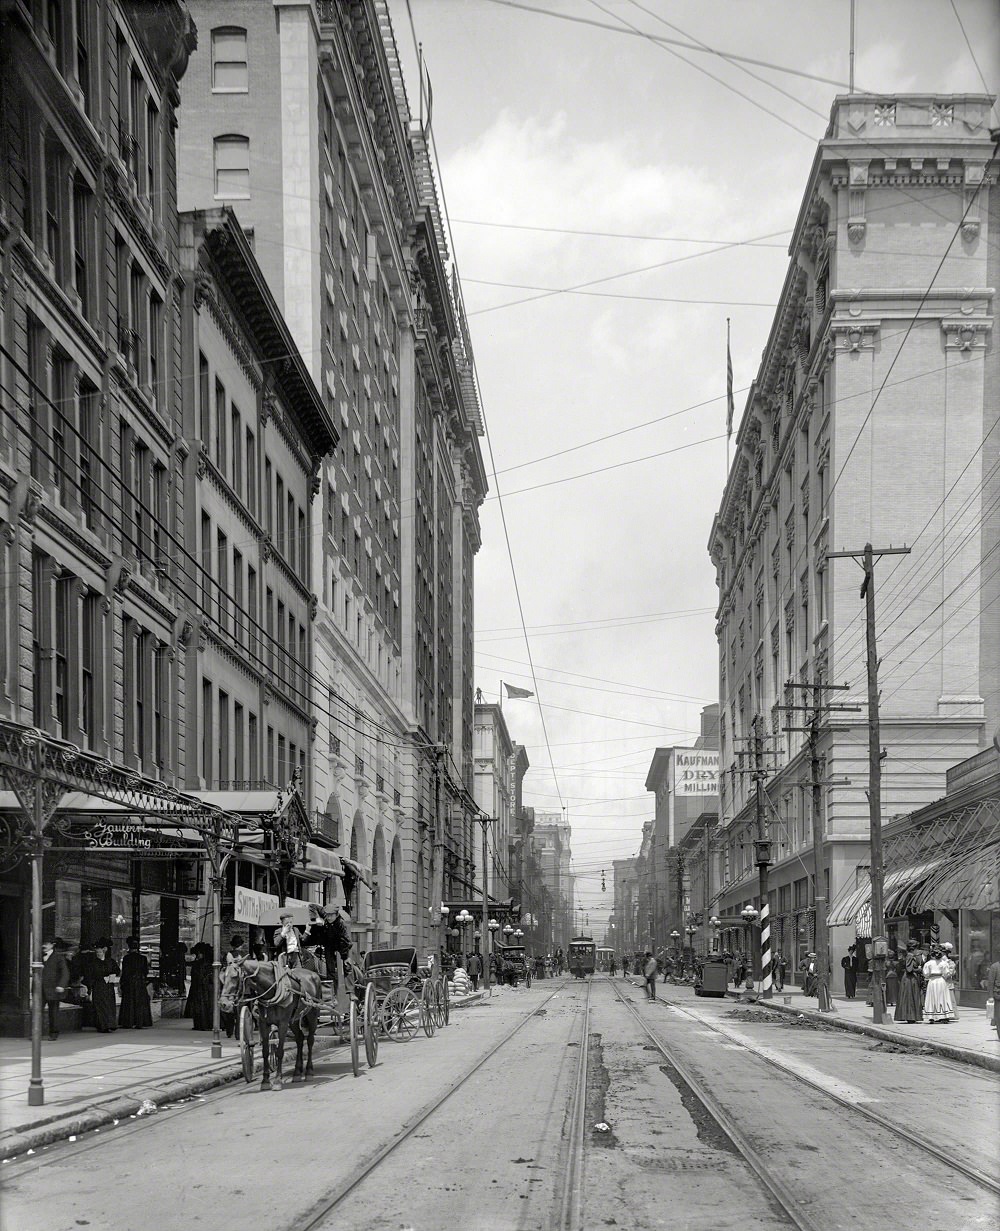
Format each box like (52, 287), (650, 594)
(760, 901), (772, 998)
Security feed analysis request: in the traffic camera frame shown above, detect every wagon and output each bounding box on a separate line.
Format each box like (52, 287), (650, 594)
(363, 947), (439, 1041)
(498, 943), (531, 987)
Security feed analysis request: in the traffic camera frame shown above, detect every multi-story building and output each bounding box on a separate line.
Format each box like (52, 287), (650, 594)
(708, 94), (996, 986)
(611, 857), (640, 961)
(472, 702), (514, 898)
(176, 206), (339, 912)
(0, 0), (197, 1031)
(531, 815), (574, 951)
(644, 704), (720, 948)
(175, 0), (486, 954)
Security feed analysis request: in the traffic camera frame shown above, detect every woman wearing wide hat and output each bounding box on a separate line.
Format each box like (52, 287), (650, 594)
(118, 936), (152, 1028)
(893, 940), (924, 1024)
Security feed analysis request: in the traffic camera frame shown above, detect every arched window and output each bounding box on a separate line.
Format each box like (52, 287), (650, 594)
(214, 135), (249, 200)
(211, 28), (248, 92)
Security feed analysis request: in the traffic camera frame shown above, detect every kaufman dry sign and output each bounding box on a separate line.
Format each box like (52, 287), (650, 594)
(673, 750), (720, 797)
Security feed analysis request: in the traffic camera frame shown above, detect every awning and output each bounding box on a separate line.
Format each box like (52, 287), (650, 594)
(905, 842), (1000, 913)
(828, 859), (948, 929)
(304, 844), (343, 879)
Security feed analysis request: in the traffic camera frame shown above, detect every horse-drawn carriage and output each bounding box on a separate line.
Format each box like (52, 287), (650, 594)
(497, 943), (531, 987)
(362, 947), (444, 1041)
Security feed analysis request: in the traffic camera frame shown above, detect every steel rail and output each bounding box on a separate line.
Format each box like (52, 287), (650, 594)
(555, 976), (592, 1231)
(288, 981), (570, 1231)
(660, 995), (1000, 1198)
(610, 983), (823, 1231)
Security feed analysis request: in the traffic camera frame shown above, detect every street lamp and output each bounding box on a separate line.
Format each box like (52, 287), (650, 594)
(669, 928), (680, 957)
(709, 915), (721, 954)
(514, 928), (524, 942)
(457, 909), (473, 957)
(502, 922), (514, 939)
(741, 905), (759, 986)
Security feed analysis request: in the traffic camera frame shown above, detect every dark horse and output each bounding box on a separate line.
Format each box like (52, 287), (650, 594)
(219, 959), (320, 1091)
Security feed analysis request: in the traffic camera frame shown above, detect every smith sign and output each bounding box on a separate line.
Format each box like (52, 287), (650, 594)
(673, 750), (720, 797)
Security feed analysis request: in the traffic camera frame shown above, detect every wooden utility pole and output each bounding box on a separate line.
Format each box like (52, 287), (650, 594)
(781, 682), (857, 1012)
(827, 543), (909, 1024)
(734, 717), (778, 996)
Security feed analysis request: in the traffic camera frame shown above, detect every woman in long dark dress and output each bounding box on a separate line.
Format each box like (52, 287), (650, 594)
(185, 942), (214, 1030)
(87, 938), (120, 1033)
(118, 936), (152, 1028)
(893, 941), (924, 1023)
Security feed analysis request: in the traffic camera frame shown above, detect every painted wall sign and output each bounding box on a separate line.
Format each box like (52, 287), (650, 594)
(673, 750), (720, 796)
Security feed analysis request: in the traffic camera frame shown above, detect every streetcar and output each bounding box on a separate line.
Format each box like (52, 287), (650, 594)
(568, 935), (596, 978)
(596, 947), (614, 972)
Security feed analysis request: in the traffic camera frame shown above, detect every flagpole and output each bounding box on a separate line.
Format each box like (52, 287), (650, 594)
(726, 317), (732, 477)
(499, 680), (503, 712)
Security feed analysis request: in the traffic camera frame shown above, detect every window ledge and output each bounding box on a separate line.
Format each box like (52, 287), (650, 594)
(214, 192), (251, 202)
(211, 87), (249, 95)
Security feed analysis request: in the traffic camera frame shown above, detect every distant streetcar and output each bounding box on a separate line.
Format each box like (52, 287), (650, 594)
(596, 947), (614, 972)
(568, 935), (596, 978)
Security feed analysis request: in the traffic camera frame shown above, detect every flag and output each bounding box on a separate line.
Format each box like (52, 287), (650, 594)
(504, 683), (534, 700)
(726, 317), (734, 439)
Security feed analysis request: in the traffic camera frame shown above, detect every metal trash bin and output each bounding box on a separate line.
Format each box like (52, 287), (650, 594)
(695, 959), (729, 998)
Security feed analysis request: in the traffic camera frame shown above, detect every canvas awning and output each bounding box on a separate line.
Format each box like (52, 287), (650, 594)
(828, 858), (948, 929)
(904, 842), (1000, 913)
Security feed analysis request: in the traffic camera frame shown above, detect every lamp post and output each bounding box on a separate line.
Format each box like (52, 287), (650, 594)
(709, 915), (721, 954)
(685, 923), (696, 961)
(514, 928), (524, 942)
(487, 917), (500, 989)
(741, 905), (759, 987)
(669, 928), (680, 959)
(456, 909), (473, 961)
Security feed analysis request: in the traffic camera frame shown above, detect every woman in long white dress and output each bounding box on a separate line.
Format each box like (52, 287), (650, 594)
(940, 942), (959, 1019)
(922, 947), (952, 1023)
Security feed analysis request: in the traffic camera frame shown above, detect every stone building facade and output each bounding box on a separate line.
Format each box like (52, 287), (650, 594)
(708, 94), (996, 983)
(175, 0), (486, 954)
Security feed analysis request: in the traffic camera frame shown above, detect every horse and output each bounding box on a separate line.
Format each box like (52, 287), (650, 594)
(219, 958), (321, 1091)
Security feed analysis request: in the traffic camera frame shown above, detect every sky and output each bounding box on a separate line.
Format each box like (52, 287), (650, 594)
(387, 0), (999, 937)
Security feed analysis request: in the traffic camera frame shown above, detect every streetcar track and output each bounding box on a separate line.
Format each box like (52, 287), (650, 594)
(651, 991), (1000, 1198)
(286, 980), (573, 1231)
(610, 982), (823, 1231)
(556, 974), (591, 1231)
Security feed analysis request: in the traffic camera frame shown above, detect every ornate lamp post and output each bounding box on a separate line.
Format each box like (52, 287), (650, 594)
(488, 917), (500, 989)
(456, 908), (473, 957)
(709, 915), (721, 954)
(514, 928), (524, 942)
(685, 922), (696, 958)
(669, 928), (680, 959)
(741, 905), (759, 986)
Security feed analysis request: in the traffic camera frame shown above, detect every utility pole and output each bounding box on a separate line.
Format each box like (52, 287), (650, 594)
(431, 747), (446, 968)
(828, 543), (909, 1024)
(474, 815), (496, 991)
(781, 682), (858, 1012)
(734, 716), (779, 997)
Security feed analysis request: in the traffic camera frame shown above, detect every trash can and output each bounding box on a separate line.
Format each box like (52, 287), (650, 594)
(696, 960), (729, 998)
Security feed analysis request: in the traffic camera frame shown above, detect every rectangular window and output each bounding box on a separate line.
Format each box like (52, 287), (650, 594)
(233, 548), (244, 646)
(51, 351), (74, 507)
(217, 530), (228, 633)
(231, 406), (241, 495)
(75, 0), (91, 112)
(211, 28), (248, 92)
(200, 512), (212, 613)
(265, 588), (274, 673)
(133, 441), (150, 560)
(81, 590), (96, 745)
(264, 459), (272, 534)
(276, 476), (285, 554)
(234, 702), (245, 782)
(246, 429), (256, 515)
(214, 378), (226, 470)
(129, 69), (144, 192)
(202, 680), (213, 783)
(199, 353), (210, 448)
(72, 176), (92, 318)
(247, 566), (257, 659)
(44, 136), (64, 281)
(148, 292), (162, 404)
(276, 600), (285, 682)
(248, 712), (258, 782)
(153, 643), (167, 770)
(214, 135), (250, 199)
(146, 101), (158, 211)
(151, 461), (166, 562)
(218, 690), (229, 785)
(54, 577), (70, 737)
(278, 734), (286, 782)
(298, 509), (306, 579)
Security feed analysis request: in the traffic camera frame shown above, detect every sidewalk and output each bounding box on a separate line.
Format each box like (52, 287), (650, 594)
(741, 985), (1000, 1072)
(1, 989), (487, 1160)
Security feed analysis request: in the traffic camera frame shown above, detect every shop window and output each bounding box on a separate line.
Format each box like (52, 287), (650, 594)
(214, 134), (250, 199)
(211, 28), (248, 92)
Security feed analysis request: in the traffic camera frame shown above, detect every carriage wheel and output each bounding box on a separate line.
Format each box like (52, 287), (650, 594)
(421, 979), (436, 1037)
(381, 986), (420, 1041)
(349, 997), (361, 1077)
(440, 977), (450, 1026)
(431, 977), (447, 1029)
(239, 1007), (256, 1084)
(363, 983), (379, 1068)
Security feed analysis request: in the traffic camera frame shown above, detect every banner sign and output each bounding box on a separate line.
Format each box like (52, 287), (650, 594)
(673, 750), (720, 797)
(234, 886), (280, 924)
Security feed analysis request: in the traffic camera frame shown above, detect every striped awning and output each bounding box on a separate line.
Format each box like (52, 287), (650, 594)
(903, 842), (1000, 913)
(828, 859), (946, 929)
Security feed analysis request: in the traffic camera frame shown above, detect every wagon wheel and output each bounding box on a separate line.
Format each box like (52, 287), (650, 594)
(440, 976), (450, 1026)
(381, 986), (420, 1041)
(349, 996), (361, 1077)
(363, 982), (379, 1068)
(431, 976), (447, 1029)
(421, 979), (437, 1038)
(238, 1006), (256, 1084)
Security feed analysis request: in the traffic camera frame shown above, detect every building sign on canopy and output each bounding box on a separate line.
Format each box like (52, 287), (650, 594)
(673, 750), (720, 797)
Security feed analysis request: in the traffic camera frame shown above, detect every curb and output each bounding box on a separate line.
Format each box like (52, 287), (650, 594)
(1, 992), (492, 1160)
(759, 998), (1000, 1073)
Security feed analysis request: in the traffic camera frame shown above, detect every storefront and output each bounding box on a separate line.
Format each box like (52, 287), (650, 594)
(828, 747), (1000, 1007)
